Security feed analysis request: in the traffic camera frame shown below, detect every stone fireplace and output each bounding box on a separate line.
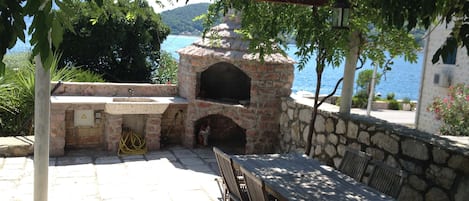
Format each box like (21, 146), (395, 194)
(177, 16), (294, 154)
(198, 62), (251, 105)
(195, 114), (246, 154)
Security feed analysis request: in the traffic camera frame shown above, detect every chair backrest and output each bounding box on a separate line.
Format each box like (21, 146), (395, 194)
(213, 147), (247, 201)
(367, 160), (407, 198)
(240, 166), (270, 201)
(338, 147), (371, 181)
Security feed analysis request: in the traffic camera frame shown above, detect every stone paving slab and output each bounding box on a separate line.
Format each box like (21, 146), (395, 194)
(144, 151), (177, 161)
(0, 146), (221, 201)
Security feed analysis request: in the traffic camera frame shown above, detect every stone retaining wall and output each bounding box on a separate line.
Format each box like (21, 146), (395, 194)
(278, 97), (469, 201)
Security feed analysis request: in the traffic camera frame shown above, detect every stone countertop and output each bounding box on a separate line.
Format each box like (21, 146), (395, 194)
(50, 96), (188, 105)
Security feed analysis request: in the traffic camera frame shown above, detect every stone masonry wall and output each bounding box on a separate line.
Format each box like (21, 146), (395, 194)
(65, 110), (104, 149)
(160, 104), (187, 147)
(51, 102), (105, 156)
(279, 97), (469, 201)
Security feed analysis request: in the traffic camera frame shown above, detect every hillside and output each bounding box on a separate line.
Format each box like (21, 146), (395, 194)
(161, 3), (210, 35)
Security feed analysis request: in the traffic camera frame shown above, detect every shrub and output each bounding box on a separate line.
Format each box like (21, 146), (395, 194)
(386, 92), (395, 100)
(388, 99), (400, 110)
(152, 51), (178, 84)
(427, 83), (469, 136)
(352, 90), (368, 108)
(335, 97), (341, 106)
(0, 52), (104, 136)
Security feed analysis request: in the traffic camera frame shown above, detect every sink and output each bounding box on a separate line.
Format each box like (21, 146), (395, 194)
(105, 97), (169, 115)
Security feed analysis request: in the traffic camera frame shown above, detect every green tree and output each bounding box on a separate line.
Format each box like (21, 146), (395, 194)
(58, 0), (170, 82)
(356, 69), (382, 97)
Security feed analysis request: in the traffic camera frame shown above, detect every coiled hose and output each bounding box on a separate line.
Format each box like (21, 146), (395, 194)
(118, 128), (147, 156)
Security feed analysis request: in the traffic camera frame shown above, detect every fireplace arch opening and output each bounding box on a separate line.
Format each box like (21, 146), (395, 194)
(198, 62), (251, 105)
(194, 114), (246, 154)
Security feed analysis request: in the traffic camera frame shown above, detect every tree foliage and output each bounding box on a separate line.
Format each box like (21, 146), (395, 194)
(1, 0), (467, 76)
(199, 1), (419, 69)
(356, 69), (382, 97)
(364, 0), (469, 63)
(57, 0), (170, 82)
(152, 51), (178, 84)
(0, 0), (78, 75)
(197, 0), (421, 155)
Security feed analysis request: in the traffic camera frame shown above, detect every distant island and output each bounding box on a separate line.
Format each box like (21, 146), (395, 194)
(161, 3), (210, 36)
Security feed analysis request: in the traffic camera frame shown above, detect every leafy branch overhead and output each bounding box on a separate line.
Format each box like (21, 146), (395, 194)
(0, 0), (104, 75)
(196, 0), (466, 65)
(1, 0), (467, 76)
(198, 0), (419, 69)
(367, 0), (468, 63)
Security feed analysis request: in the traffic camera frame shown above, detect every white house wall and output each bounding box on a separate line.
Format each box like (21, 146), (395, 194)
(416, 22), (469, 134)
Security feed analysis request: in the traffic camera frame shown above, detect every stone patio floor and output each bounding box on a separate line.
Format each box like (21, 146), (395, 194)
(0, 146), (222, 201)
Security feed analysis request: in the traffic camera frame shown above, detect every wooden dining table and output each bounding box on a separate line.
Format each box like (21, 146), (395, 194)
(231, 153), (395, 201)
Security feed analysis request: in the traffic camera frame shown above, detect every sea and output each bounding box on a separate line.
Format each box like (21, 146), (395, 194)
(9, 34), (423, 100)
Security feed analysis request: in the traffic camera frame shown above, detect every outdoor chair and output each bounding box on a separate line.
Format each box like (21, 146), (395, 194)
(367, 160), (407, 198)
(213, 147), (249, 201)
(240, 165), (271, 201)
(338, 147), (371, 182)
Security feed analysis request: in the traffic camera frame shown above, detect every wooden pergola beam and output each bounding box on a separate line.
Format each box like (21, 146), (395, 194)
(256, 0), (329, 6)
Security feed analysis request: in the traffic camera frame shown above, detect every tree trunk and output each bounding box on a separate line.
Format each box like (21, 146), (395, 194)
(305, 50), (326, 156)
(339, 30), (361, 115)
(34, 55), (50, 201)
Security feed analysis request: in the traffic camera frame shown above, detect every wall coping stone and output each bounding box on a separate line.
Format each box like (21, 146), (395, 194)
(51, 81), (178, 97)
(284, 96), (469, 157)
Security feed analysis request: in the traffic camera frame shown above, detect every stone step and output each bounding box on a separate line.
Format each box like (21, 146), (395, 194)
(0, 136), (34, 157)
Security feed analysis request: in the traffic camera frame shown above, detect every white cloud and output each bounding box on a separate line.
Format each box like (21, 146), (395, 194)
(148, 0), (212, 13)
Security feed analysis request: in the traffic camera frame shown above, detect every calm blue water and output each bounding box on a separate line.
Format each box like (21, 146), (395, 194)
(9, 34), (423, 100)
(162, 35), (423, 100)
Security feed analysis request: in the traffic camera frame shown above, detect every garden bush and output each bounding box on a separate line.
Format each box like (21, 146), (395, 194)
(0, 52), (104, 136)
(352, 90), (368, 108)
(386, 92), (395, 100)
(388, 99), (401, 110)
(151, 51), (178, 84)
(427, 83), (469, 136)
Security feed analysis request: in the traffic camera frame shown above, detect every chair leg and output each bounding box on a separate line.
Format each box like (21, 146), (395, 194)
(215, 177), (229, 201)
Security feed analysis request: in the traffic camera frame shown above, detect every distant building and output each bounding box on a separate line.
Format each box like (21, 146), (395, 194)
(415, 22), (469, 134)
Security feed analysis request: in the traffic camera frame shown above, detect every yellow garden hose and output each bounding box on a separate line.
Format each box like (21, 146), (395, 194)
(118, 129), (147, 156)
